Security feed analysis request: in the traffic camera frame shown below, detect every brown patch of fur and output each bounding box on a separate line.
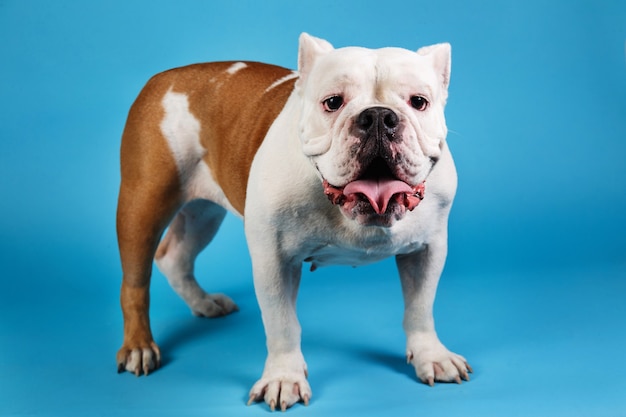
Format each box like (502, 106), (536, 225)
(144, 61), (296, 214)
(116, 62), (296, 365)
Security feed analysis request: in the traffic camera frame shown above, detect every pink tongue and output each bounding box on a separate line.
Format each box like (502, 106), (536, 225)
(343, 178), (413, 214)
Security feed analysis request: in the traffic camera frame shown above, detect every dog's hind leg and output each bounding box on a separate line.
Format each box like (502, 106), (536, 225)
(155, 199), (238, 317)
(116, 141), (183, 376)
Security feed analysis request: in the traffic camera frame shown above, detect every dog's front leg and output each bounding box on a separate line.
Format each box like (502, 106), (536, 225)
(246, 239), (311, 411)
(396, 239), (472, 386)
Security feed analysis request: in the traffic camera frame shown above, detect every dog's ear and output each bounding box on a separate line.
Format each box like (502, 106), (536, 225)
(297, 33), (334, 89)
(417, 43), (451, 94)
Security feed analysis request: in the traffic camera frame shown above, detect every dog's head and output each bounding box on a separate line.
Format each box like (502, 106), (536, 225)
(296, 33), (451, 227)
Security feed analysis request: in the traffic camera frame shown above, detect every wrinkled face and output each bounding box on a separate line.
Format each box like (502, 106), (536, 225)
(297, 40), (451, 227)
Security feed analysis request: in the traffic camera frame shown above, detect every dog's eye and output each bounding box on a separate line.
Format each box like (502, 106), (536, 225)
(323, 96), (344, 112)
(410, 96), (428, 111)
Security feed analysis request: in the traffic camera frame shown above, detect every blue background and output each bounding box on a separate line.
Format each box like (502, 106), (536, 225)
(1, 1), (625, 416)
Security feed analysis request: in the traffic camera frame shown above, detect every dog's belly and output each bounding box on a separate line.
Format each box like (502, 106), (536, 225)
(305, 250), (390, 269)
(303, 233), (427, 269)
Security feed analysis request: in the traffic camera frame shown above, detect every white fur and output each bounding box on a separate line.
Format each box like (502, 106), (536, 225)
(242, 35), (467, 409)
(226, 61), (248, 74)
(297, 45), (449, 188)
(155, 200), (238, 318)
(265, 71), (299, 92)
(160, 89), (203, 178)
(160, 89), (239, 213)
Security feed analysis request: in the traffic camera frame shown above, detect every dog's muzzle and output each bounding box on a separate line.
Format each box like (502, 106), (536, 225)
(331, 107), (424, 204)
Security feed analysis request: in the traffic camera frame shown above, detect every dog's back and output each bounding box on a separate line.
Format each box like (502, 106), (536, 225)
(120, 61), (297, 214)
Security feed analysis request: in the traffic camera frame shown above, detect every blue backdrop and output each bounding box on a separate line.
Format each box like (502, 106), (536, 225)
(1, 1), (625, 416)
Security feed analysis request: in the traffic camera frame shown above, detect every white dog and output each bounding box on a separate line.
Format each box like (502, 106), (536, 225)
(116, 33), (471, 411)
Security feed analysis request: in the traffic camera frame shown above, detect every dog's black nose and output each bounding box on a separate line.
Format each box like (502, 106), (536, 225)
(355, 107), (399, 140)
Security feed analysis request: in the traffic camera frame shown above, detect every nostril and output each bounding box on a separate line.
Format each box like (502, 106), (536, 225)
(383, 111), (399, 129)
(357, 110), (375, 131)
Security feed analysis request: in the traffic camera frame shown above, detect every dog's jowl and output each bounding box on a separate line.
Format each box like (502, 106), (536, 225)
(116, 33), (471, 411)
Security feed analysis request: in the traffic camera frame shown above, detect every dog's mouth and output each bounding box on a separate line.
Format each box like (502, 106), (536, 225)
(323, 158), (425, 224)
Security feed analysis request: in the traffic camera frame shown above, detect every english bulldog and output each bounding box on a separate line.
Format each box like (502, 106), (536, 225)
(116, 33), (471, 411)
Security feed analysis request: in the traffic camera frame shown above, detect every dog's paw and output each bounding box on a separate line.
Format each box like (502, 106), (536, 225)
(248, 375), (311, 411)
(116, 341), (161, 376)
(247, 356), (311, 411)
(190, 293), (239, 318)
(406, 334), (472, 386)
